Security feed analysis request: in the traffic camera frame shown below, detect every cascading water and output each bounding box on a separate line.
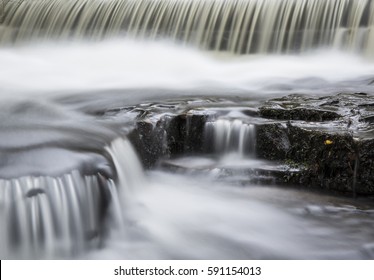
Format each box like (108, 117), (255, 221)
(205, 119), (256, 156)
(199, 117), (283, 185)
(106, 137), (144, 195)
(0, 171), (105, 259)
(0, 0), (373, 55)
(0, 136), (145, 259)
(105, 137), (145, 232)
(0, 0), (374, 260)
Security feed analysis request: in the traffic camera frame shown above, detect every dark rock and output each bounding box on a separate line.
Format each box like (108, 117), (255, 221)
(256, 123), (290, 160)
(26, 188), (45, 198)
(259, 107), (341, 121)
(286, 125), (357, 193)
(117, 94), (374, 195)
(255, 93), (374, 195)
(258, 94), (342, 121)
(128, 120), (167, 168)
(128, 107), (212, 167)
(184, 113), (210, 154)
(357, 139), (374, 194)
(165, 115), (187, 155)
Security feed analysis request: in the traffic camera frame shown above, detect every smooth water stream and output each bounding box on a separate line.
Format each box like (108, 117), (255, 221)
(0, 39), (374, 97)
(88, 170), (374, 259)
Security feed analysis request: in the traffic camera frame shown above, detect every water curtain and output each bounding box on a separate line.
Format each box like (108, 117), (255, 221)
(0, 0), (373, 55)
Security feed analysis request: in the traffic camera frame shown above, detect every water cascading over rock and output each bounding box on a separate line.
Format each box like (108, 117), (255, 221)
(0, 136), (144, 259)
(1, 0), (374, 261)
(105, 137), (145, 231)
(0, 0), (373, 55)
(0, 171), (106, 259)
(205, 119), (256, 156)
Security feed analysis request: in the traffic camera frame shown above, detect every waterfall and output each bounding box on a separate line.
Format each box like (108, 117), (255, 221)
(0, 170), (106, 259)
(105, 137), (145, 231)
(106, 137), (144, 194)
(0, 137), (144, 259)
(205, 119), (256, 156)
(1, 0), (374, 261)
(0, 0), (373, 55)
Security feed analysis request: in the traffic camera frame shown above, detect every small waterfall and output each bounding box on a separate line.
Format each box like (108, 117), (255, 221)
(106, 137), (144, 194)
(0, 137), (145, 259)
(1, 0), (373, 55)
(205, 119), (256, 157)
(0, 170), (105, 259)
(105, 137), (145, 231)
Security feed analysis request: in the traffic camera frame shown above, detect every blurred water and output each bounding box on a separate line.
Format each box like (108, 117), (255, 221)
(0, 39), (373, 99)
(87, 168), (374, 259)
(0, 35), (373, 259)
(0, 171), (105, 259)
(1, 0), (373, 55)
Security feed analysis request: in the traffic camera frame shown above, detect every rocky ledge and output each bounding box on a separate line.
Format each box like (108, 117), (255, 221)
(105, 93), (374, 196)
(257, 93), (374, 195)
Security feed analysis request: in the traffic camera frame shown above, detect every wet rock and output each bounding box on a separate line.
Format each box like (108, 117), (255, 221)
(285, 125), (357, 193)
(357, 139), (374, 194)
(256, 93), (374, 195)
(26, 188), (45, 198)
(128, 120), (167, 168)
(259, 107), (340, 121)
(128, 107), (212, 167)
(115, 94), (374, 195)
(259, 94), (341, 121)
(183, 112), (210, 154)
(256, 123), (290, 160)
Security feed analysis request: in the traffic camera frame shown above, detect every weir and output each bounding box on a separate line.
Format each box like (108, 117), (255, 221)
(0, 0), (373, 55)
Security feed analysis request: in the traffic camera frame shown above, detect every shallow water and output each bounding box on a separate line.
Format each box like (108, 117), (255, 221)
(86, 167), (374, 259)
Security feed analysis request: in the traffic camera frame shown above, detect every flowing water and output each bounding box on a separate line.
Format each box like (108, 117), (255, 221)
(1, 0), (374, 55)
(0, 0), (374, 259)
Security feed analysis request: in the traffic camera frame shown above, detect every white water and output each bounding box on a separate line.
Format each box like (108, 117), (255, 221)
(105, 137), (145, 232)
(0, 171), (104, 259)
(0, 39), (373, 99)
(0, 137), (145, 259)
(87, 169), (374, 259)
(1, 0), (373, 55)
(205, 119), (256, 156)
(0, 1), (374, 260)
(0, 38), (373, 259)
(106, 138), (144, 195)
(86, 126), (374, 260)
